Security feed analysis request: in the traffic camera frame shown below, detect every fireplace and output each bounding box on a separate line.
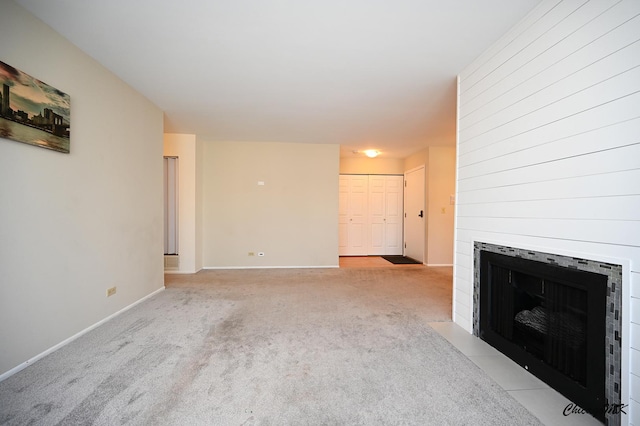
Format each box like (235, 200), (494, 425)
(473, 242), (623, 426)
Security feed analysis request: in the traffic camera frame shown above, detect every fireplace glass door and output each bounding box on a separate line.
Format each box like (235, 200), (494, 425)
(479, 251), (607, 421)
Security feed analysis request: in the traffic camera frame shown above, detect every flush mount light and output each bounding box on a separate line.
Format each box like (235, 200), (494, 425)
(364, 149), (379, 158)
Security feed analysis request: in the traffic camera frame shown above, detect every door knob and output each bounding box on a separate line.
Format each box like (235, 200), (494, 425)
(418, 210), (424, 218)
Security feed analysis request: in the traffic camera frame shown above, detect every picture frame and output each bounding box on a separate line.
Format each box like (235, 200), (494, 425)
(0, 60), (70, 153)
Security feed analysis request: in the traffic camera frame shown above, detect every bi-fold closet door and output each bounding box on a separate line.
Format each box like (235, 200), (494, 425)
(339, 174), (403, 256)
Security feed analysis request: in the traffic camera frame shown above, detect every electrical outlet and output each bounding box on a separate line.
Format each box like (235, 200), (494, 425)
(248, 252), (255, 256)
(106, 286), (117, 297)
(258, 252), (265, 257)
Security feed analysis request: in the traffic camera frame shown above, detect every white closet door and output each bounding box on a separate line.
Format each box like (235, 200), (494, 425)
(338, 175), (368, 255)
(368, 175), (403, 255)
(383, 176), (403, 255)
(368, 176), (386, 255)
(340, 174), (404, 256)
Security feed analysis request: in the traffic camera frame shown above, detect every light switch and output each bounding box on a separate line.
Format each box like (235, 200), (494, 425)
(258, 181), (265, 186)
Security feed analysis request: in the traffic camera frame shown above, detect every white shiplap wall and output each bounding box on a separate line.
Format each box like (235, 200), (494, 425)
(454, 0), (640, 423)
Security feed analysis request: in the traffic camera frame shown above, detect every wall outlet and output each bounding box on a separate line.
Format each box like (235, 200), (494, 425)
(106, 286), (117, 297)
(258, 252), (265, 257)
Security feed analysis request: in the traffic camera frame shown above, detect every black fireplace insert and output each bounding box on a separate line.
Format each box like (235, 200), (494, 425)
(479, 250), (607, 421)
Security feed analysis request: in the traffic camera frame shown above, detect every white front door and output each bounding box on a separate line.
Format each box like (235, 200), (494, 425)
(404, 166), (425, 263)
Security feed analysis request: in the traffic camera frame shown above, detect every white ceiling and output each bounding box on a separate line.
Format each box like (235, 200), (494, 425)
(16, 0), (540, 159)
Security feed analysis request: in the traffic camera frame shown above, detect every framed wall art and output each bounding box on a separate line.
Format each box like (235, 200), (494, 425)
(0, 60), (70, 153)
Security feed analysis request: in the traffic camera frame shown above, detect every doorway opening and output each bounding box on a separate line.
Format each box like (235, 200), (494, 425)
(163, 156), (179, 270)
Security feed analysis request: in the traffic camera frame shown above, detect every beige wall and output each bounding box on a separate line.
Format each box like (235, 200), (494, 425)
(426, 146), (455, 265)
(403, 148), (429, 173)
(0, 2), (164, 376)
(163, 133), (200, 273)
(340, 157), (405, 174)
(202, 141), (340, 268)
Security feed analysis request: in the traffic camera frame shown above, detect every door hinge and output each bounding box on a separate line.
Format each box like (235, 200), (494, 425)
(404, 242), (407, 248)
(404, 180), (407, 187)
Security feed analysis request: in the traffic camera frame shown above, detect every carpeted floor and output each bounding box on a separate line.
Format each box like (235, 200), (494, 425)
(0, 267), (542, 425)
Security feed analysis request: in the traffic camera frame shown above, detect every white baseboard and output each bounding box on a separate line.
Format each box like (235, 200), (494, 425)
(202, 265), (339, 270)
(0, 286), (165, 382)
(164, 269), (201, 274)
(427, 263), (453, 267)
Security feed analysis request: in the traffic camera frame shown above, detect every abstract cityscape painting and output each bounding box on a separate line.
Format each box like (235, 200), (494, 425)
(0, 60), (70, 153)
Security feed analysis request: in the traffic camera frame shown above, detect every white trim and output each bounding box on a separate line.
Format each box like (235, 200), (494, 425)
(202, 265), (339, 270)
(164, 269), (202, 274)
(452, 74), (461, 329)
(427, 263), (453, 267)
(0, 287), (165, 383)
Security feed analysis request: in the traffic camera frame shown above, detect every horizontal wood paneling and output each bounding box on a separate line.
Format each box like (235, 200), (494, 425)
(632, 373), (640, 402)
(632, 298), (640, 325)
(633, 348), (640, 379)
(457, 216), (639, 247)
(460, 0), (587, 97)
(458, 0), (560, 83)
(461, 1), (640, 122)
(456, 5), (640, 409)
(632, 323), (640, 350)
(632, 374), (640, 425)
(459, 169), (640, 206)
(631, 397), (640, 426)
(459, 117), (640, 178)
(457, 195), (640, 222)
(461, 22), (640, 131)
(633, 272), (640, 298)
(455, 294), (471, 319)
(459, 76), (640, 160)
(455, 235), (640, 275)
(454, 0), (640, 408)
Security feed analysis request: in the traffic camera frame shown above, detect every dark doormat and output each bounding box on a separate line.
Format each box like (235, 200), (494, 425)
(381, 255), (422, 264)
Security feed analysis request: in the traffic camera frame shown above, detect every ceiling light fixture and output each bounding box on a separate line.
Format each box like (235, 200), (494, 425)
(364, 149), (379, 158)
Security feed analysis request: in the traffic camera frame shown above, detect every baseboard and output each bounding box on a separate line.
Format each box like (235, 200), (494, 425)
(0, 286), (165, 382)
(202, 265), (339, 270)
(427, 263), (453, 267)
(164, 269), (202, 274)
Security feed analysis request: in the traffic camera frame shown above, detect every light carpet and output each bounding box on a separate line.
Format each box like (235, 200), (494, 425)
(0, 267), (542, 425)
